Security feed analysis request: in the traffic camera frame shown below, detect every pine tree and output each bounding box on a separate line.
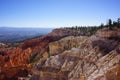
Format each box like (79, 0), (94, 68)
(108, 19), (112, 30)
(117, 18), (120, 28)
(100, 23), (104, 29)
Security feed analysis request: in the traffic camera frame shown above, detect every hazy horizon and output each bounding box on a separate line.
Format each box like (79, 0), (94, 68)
(0, 27), (53, 42)
(0, 0), (120, 28)
(0, 26), (55, 28)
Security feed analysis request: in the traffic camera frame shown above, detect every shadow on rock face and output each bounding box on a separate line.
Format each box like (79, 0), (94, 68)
(0, 68), (29, 80)
(92, 39), (118, 55)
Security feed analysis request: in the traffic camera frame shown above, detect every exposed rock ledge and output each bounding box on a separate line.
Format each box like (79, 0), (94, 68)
(30, 29), (120, 80)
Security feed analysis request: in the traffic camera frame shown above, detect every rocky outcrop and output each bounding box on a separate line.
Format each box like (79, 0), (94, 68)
(30, 29), (120, 80)
(43, 48), (120, 80)
(49, 36), (88, 56)
(1, 28), (120, 80)
(96, 29), (120, 39)
(0, 47), (32, 80)
(0, 28), (81, 79)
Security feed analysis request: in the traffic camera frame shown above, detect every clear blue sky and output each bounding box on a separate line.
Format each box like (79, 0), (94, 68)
(0, 0), (120, 28)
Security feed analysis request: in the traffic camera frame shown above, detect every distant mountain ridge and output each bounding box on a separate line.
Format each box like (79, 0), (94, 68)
(0, 27), (53, 43)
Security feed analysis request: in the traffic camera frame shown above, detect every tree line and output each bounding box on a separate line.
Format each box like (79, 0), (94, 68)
(63, 18), (120, 36)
